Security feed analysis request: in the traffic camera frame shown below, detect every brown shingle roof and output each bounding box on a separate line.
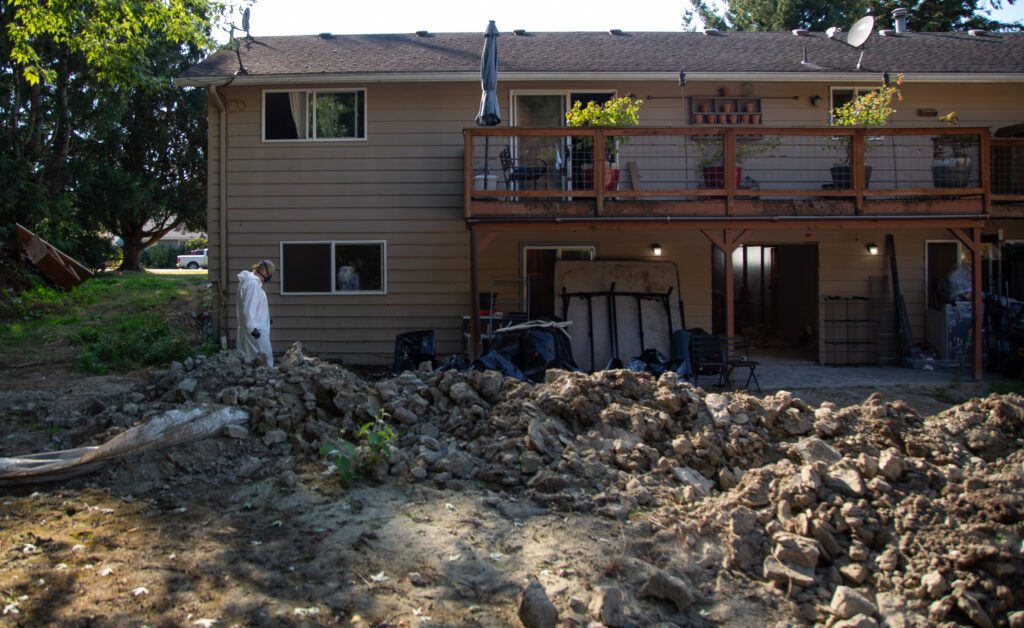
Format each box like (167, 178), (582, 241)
(179, 30), (1024, 82)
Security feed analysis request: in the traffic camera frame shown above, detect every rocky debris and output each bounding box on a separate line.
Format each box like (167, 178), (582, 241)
(5, 342), (1022, 626)
(518, 579), (558, 628)
(831, 586), (878, 620)
(589, 586), (626, 627)
(639, 571), (698, 611)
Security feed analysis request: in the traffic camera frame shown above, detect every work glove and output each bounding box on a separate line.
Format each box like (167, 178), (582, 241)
(251, 328), (261, 339)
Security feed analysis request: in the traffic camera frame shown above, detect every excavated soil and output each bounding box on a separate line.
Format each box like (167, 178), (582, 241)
(1, 345), (1021, 627)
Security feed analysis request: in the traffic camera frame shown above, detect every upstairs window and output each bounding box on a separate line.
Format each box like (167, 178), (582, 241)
(829, 87), (874, 125)
(264, 89), (366, 141)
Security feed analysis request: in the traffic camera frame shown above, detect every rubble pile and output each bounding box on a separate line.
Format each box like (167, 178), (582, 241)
(17, 343), (1019, 625)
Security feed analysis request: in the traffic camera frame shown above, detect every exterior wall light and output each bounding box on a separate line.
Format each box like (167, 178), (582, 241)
(651, 244), (663, 256)
(866, 243), (879, 255)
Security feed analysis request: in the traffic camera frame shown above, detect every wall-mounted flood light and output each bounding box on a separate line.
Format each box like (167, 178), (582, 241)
(866, 243), (879, 255)
(810, 95), (823, 107)
(652, 244), (663, 256)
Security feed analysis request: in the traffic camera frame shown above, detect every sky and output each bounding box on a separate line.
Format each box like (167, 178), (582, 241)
(232, 0), (1023, 37)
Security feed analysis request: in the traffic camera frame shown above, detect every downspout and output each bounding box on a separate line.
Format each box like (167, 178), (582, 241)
(210, 84), (229, 349)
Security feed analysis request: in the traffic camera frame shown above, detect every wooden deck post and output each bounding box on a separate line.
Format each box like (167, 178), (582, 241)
(724, 129), (736, 215)
(469, 223), (481, 361)
(852, 130), (865, 214)
(594, 131), (606, 215)
(979, 131), (992, 213)
(701, 228), (748, 338)
(464, 130), (474, 218)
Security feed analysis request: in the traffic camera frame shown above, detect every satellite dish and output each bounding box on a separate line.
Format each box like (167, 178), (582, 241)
(826, 26), (841, 39)
(847, 15), (874, 48)
(242, 7), (251, 33)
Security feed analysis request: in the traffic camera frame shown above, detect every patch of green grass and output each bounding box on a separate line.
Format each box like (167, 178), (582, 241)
(0, 271), (210, 374)
(933, 387), (958, 404)
(989, 381), (1024, 396)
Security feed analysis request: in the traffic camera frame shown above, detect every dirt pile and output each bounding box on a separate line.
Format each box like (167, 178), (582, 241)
(4, 342), (1021, 626)
(112, 343), (1021, 627)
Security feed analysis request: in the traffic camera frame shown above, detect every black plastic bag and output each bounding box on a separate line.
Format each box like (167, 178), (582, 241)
(473, 350), (527, 380)
(392, 330), (436, 374)
(627, 348), (671, 376)
(472, 322), (578, 382)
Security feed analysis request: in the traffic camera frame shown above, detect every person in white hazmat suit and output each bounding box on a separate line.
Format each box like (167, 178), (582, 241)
(237, 259), (275, 367)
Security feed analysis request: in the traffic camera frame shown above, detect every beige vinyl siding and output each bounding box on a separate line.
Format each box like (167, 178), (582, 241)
(217, 82), (474, 363)
(209, 76), (1021, 364)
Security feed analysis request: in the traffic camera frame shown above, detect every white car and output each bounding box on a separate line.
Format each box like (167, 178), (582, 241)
(176, 248), (208, 269)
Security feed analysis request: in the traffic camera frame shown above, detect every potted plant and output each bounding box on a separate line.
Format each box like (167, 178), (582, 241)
(931, 113), (973, 188)
(693, 134), (779, 188)
(565, 96), (642, 190)
(827, 74), (903, 189)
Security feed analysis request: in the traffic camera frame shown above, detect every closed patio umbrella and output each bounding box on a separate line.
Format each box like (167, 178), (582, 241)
(476, 21), (500, 188)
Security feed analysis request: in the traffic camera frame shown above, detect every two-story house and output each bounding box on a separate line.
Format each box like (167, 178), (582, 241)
(177, 19), (1024, 378)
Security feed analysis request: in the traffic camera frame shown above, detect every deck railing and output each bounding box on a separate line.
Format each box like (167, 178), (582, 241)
(463, 126), (1016, 218)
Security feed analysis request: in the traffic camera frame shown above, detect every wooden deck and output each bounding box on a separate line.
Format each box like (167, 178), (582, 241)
(464, 127), (1024, 220)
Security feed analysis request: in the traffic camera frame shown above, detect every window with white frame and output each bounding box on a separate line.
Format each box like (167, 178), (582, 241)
(829, 86), (875, 125)
(264, 89), (366, 141)
(280, 241), (386, 295)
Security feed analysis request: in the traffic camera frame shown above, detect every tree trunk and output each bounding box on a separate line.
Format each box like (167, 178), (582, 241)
(42, 49), (71, 194)
(120, 231), (146, 271)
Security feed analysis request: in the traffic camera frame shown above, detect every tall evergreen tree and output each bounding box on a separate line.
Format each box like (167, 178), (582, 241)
(683, 0), (1020, 32)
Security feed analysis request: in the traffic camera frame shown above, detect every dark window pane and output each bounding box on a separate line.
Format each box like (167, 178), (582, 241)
(265, 92), (307, 139)
(335, 243), (383, 291)
(282, 243), (332, 293)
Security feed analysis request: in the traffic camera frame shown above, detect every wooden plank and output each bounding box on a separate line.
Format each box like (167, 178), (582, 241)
(14, 224), (93, 289)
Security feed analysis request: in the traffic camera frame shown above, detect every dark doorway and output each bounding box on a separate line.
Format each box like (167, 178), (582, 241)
(526, 248), (558, 318)
(524, 245), (596, 318)
(712, 243), (818, 355)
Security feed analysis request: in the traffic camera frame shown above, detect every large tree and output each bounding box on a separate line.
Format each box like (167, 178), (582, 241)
(73, 41), (209, 270)
(684, 0), (1021, 32)
(0, 0), (226, 269)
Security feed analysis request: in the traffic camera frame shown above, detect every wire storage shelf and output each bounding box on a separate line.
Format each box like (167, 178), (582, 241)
(821, 296), (880, 365)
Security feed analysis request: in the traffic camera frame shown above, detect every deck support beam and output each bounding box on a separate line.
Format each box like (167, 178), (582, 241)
(701, 229), (748, 338)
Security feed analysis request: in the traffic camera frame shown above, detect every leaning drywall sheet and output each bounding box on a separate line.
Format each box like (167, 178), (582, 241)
(554, 261), (684, 371)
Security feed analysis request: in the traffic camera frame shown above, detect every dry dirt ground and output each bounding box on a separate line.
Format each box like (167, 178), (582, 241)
(1, 346), (1021, 628)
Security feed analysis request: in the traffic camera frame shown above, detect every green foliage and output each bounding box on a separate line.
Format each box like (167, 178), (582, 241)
(0, 272), (209, 372)
(357, 413), (398, 470)
(831, 75), (903, 128)
(5, 0), (224, 87)
(565, 96), (643, 128)
(320, 439), (358, 484)
(933, 387), (958, 403)
(185, 236), (208, 251)
(693, 135), (781, 170)
(142, 244), (180, 269)
(1, 0), (219, 273)
(319, 411), (398, 484)
(989, 381), (1024, 396)
(824, 74), (903, 165)
(682, 0), (1019, 33)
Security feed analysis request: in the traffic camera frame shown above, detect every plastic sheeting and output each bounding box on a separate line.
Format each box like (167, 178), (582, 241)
(0, 406), (249, 486)
(472, 320), (578, 382)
